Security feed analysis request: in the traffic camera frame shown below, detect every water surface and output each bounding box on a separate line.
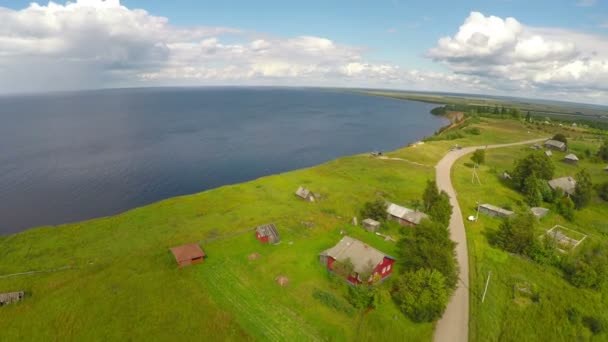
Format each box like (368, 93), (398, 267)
(0, 87), (446, 234)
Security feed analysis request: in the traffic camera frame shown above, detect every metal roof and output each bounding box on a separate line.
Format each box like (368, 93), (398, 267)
(548, 176), (577, 195)
(170, 243), (205, 263)
(320, 236), (391, 274)
(479, 204), (514, 216)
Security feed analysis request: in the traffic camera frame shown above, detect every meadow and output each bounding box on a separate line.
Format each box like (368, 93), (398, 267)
(0, 115), (596, 341)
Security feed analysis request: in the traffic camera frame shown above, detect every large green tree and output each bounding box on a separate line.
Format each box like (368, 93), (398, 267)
(512, 153), (555, 190)
(471, 149), (485, 165)
(359, 199), (387, 222)
(573, 169), (593, 209)
(523, 175), (543, 207)
(392, 269), (450, 322)
(423, 180), (440, 212)
(597, 140), (608, 161)
(494, 211), (536, 255)
(422, 180), (453, 227)
(397, 219), (458, 289)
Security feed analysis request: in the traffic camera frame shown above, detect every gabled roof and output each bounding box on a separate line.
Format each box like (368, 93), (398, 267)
(320, 236), (391, 274)
(544, 139), (566, 149)
(362, 218), (380, 226)
(564, 153), (579, 161)
(170, 243), (205, 263)
(545, 150), (553, 157)
(531, 207), (549, 218)
(479, 204), (514, 216)
(386, 203), (428, 224)
(548, 176), (577, 195)
(402, 211), (429, 225)
(295, 186), (312, 199)
(256, 223), (280, 241)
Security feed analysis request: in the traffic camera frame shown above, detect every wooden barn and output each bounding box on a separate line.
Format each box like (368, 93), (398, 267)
(170, 243), (205, 267)
(478, 204), (514, 218)
(319, 236), (395, 285)
(386, 203), (428, 226)
(544, 139), (567, 151)
(295, 186), (315, 202)
(255, 223), (280, 244)
(0, 291), (24, 306)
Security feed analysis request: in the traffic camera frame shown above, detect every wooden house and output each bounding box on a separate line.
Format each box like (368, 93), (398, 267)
(386, 203), (428, 226)
(564, 154), (579, 164)
(170, 243), (205, 267)
(255, 224), (280, 244)
(548, 176), (577, 196)
(544, 139), (567, 151)
(319, 236), (395, 285)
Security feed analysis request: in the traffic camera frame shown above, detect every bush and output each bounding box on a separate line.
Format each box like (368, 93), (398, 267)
(423, 180), (453, 227)
(583, 316), (605, 335)
(556, 196), (575, 221)
(493, 211), (536, 255)
(552, 133), (568, 145)
(392, 269), (449, 322)
(312, 288), (355, 316)
(573, 169), (593, 209)
(598, 140), (608, 161)
(562, 242), (608, 289)
(465, 127), (481, 135)
(360, 199), (387, 222)
(598, 181), (608, 201)
(471, 149), (485, 165)
(347, 285), (377, 310)
(332, 258), (355, 279)
(523, 175), (543, 207)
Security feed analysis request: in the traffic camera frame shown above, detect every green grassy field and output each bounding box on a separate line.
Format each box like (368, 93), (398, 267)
(0, 115), (600, 341)
(451, 134), (608, 341)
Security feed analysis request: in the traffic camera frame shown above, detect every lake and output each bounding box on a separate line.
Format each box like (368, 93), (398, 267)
(0, 87), (447, 234)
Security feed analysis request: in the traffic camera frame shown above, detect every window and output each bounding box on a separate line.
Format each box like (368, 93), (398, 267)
(387, 264), (391, 271)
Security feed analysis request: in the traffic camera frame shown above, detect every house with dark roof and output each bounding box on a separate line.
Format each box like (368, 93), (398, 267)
(544, 139), (567, 151)
(478, 204), (514, 218)
(295, 186), (315, 202)
(386, 203), (428, 226)
(564, 154), (579, 164)
(319, 236), (395, 285)
(255, 224), (280, 244)
(548, 176), (577, 196)
(170, 243), (205, 267)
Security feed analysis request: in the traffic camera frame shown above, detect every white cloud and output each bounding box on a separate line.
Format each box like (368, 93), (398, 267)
(428, 11), (608, 101)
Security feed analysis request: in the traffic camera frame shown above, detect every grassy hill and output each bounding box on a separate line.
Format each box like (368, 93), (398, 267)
(0, 116), (601, 341)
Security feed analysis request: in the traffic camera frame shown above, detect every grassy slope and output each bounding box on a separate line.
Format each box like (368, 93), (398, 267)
(451, 128), (608, 341)
(0, 118), (555, 341)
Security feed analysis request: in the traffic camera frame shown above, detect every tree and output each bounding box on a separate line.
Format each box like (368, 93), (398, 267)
(552, 133), (568, 145)
(573, 169), (593, 209)
(392, 269), (449, 322)
(471, 149), (485, 165)
(494, 211), (536, 255)
(557, 196), (575, 221)
(512, 153), (555, 190)
(397, 219), (458, 289)
(598, 181), (608, 202)
(523, 175), (543, 207)
(423, 180), (440, 212)
(360, 199), (387, 221)
(597, 140), (608, 162)
(347, 284), (377, 309)
(493, 105), (499, 115)
(562, 242), (608, 290)
(526, 111), (532, 122)
(428, 191), (452, 227)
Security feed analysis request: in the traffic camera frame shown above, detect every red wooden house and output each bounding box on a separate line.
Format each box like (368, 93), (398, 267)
(319, 236), (395, 285)
(255, 224), (280, 244)
(170, 243), (205, 267)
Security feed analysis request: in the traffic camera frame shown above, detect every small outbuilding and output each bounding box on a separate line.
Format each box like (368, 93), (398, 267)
(170, 243), (205, 267)
(548, 176), (577, 196)
(501, 172), (512, 180)
(255, 223), (280, 244)
(545, 150), (552, 157)
(0, 291), (24, 306)
(478, 204), (514, 218)
(563, 154), (579, 164)
(295, 186), (315, 202)
(544, 139), (567, 151)
(530, 144), (542, 150)
(531, 207), (550, 219)
(386, 203), (428, 226)
(362, 218), (381, 233)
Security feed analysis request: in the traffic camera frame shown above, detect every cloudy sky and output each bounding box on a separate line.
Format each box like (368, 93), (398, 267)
(1, 0), (608, 104)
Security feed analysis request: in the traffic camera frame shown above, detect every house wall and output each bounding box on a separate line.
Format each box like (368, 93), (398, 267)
(389, 215), (414, 227)
(374, 257), (395, 281)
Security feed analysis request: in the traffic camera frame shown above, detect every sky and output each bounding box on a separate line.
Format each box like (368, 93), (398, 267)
(0, 0), (607, 104)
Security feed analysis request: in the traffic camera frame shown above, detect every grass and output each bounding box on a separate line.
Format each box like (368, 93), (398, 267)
(452, 139), (608, 341)
(0, 115), (601, 340)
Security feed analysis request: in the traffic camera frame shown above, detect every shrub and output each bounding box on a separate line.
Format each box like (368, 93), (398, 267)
(347, 285), (377, 309)
(598, 140), (608, 161)
(471, 149), (485, 165)
(312, 288), (355, 316)
(465, 127), (481, 135)
(493, 211), (536, 255)
(359, 199), (387, 222)
(552, 133), (568, 145)
(573, 169), (593, 209)
(583, 316), (605, 335)
(523, 175), (543, 207)
(392, 269), (449, 322)
(562, 242), (608, 290)
(598, 181), (608, 202)
(556, 196), (575, 221)
(332, 258), (354, 279)
(423, 180), (453, 227)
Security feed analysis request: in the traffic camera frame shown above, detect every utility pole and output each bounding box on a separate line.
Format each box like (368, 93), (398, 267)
(482, 271), (492, 303)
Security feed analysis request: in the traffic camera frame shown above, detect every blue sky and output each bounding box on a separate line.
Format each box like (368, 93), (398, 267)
(0, 0), (607, 103)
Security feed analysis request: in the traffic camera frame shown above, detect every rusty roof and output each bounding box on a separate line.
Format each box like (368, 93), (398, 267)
(170, 243), (205, 262)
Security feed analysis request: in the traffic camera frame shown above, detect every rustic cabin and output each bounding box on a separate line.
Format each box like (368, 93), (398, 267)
(170, 243), (205, 267)
(319, 236), (395, 285)
(544, 139), (567, 151)
(548, 176), (577, 196)
(362, 218), (381, 233)
(478, 204), (514, 218)
(564, 154), (579, 164)
(386, 203), (428, 226)
(255, 223), (280, 244)
(295, 186), (315, 202)
(0, 291), (24, 306)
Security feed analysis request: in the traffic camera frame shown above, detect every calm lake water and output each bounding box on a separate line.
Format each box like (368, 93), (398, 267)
(0, 87), (447, 234)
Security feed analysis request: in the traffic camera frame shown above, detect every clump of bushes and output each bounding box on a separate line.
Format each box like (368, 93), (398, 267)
(359, 199), (386, 222)
(392, 268), (449, 322)
(465, 127), (481, 135)
(312, 288), (355, 316)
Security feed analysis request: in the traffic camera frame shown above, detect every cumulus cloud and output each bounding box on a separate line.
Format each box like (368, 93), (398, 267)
(428, 11), (608, 100)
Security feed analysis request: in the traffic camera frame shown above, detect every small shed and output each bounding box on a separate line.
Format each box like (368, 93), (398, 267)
(564, 154), (579, 164)
(531, 207), (549, 219)
(386, 203), (428, 226)
(170, 243), (205, 267)
(545, 150), (552, 157)
(362, 218), (381, 233)
(255, 223), (280, 244)
(544, 139), (567, 151)
(501, 172), (512, 180)
(548, 176), (577, 196)
(295, 186), (315, 202)
(478, 204), (514, 218)
(530, 144), (541, 150)
(0, 291), (24, 306)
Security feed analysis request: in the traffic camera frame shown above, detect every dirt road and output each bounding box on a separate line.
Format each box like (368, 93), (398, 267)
(433, 138), (546, 342)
